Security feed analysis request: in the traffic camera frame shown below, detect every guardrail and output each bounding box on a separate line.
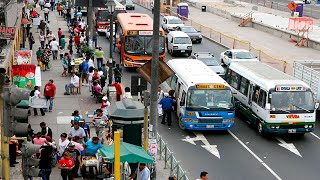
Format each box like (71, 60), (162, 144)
(157, 133), (190, 180)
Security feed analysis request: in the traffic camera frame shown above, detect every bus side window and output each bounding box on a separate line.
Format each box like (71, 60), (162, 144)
(258, 90), (267, 108)
(252, 86), (260, 103)
(176, 82), (181, 97)
(180, 91), (186, 106)
(239, 76), (249, 96)
(171, 76), (177, 90)
(166, 76), (172, 88)
(230, 71), (240, 90)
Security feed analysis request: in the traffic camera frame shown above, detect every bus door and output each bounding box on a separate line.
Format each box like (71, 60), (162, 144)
(178, 90), (187, 117)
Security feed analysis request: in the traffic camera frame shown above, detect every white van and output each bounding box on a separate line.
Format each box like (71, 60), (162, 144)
(166, 31), (192, 57)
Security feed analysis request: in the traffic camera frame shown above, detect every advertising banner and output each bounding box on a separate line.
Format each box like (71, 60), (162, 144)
(14, 50), (32, 65)
(12, 64), (37, 90)
(0, 26), (16, 40)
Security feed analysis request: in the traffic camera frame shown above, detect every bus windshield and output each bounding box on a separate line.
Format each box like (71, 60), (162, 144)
(270, 91), (314, 113)
(186, 89), (233, 110)
(125, 36), (165, 55)
(96, 10), (110, 21)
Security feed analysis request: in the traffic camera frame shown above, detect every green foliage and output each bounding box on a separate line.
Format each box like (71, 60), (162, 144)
(81, 44), (95, 57)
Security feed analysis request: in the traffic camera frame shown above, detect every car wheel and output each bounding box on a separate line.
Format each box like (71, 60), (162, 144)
(257, 121), (267, 136)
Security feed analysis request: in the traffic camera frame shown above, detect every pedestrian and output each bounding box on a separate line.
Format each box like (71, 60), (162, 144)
(68, 122), (86, 141)
(44, 79), (56, 112)
(196, 171), (208, 180)
(66, 142), (82, 177)
(71, 136), (85, 156)
(40, 122), (53, 139)
(71, 110), (82, 126)
(9, 136), (19, 167)
(88, 66), (94, 92)
(94, 47), (105, 69)
(64, 72), (80, 95)
(47, 31), (55, 44)
(123, 87), (132, 99)
(30, 86), (45, 116)
(92, 68), (101, 82)
(36, 47), (44, 67)
(92, 109), (108, 143)
(42, 48), (52, 71)
(33, 132), (50, 145)
(112, 80), (123, 101)
(50, 38), (59, 60)
(68, 35), (73, 51)
(159, 92), (176, 126)
(58, 150), (75, 180)
(61, 53), (69, 77)
(39, 148), (52, 180)
(79, 120), (90, 142)
(39, 20), (46, 35)
(112, 36), (116, 52)
(39, 32), (46, 49)
(57, 2), (63, 16)
(92, 31), (98, 48)
(129, 163), (151, 180)
(60, 35), (66, 49)
(43, 6), (50, 21)
(28, 32), (35, 50)
(58, 27), (63, 44)
(50, 0), (55, 11)
(39, 0), (45, 10)
(84, 137), (103, 157)
(158, 86), (164, 116)
(66, 10), (71, 25)
(81, 57), (89, 86)
(58, 133), (70, 159)
(113, 63), (122, 83)
(169, 90), (177, 112)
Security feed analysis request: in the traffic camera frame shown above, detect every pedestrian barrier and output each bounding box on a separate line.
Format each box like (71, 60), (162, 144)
(157, 133), (190, 180)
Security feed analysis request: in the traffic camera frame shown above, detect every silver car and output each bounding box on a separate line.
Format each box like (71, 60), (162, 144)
(191, 52), (225, 76)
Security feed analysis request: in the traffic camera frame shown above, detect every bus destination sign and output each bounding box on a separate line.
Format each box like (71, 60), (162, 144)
(195, 84), (225, 89)
(139, 31), (153, 35)
(275, 86), (306, 91)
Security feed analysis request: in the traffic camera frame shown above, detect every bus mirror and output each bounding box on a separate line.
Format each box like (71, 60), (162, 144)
(265, 103), (271, 110)
(315, 103), (319, 109)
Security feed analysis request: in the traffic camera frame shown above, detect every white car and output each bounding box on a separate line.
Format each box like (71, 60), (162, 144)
(191, 52), (225, 76)
(220, 49), (258, 66)
(104, 24), (116, 39)
(161, 16), (184, 32)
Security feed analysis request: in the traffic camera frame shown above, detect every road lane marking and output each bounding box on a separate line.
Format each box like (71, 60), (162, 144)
(275, 137), (302, 157)
(310, 132), (320, 140)
(182, 132), (220, 159)
(228, 130), (282, 180)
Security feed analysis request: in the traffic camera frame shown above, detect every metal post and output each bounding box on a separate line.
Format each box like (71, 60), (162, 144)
(143, 91), (150, 151)
(108, 11), (114, 85)
(114, 131), (120, 180)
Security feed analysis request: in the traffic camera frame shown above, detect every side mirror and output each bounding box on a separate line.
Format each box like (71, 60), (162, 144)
(315, 103), (319, 109)
(265, 103), (271, 110)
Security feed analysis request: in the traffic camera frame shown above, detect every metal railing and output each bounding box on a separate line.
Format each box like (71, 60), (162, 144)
(157, 133), (190, 180)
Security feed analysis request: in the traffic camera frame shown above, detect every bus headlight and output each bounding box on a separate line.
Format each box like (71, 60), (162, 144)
(304, 125), (309, 128)
(270, 125), (275, 129)
(184, 118), (198, 123)
(187, 46), (192, 49)
(309, 125), (313, 128)
(222, 119), (234, 123)
(276, 126), (280, 129)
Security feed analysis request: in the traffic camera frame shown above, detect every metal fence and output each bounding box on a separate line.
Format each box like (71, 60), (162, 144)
(157, 133), (190, 180)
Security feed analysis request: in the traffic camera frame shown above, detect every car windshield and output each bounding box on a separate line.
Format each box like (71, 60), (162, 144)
(198, 57), (219, 66)
(186, 89), (233, 110)
(181, 27), (197, 33)
(125, 36), (165, 55)
(270, 91), (314, 112)
(96, 10), (110, 21)
(169, 19), (183, 24)
(234, 51), (255, 59)
(174, 37), (191, 44)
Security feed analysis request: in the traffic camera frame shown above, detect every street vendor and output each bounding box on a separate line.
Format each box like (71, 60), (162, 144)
(84, 137), (103, 157)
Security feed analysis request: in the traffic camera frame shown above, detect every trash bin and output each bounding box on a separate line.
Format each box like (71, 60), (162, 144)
(202, 6), (206, 12)
(177, 3), (189, 18)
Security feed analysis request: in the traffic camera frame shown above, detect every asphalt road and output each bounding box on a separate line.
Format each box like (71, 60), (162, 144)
(96, 5), (320, 180)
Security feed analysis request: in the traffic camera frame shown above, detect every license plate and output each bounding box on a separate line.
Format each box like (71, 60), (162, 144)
(288, 129), (296, 133)
(206, 125), (214, 128)
(181, 50), (185, 52)
(193, 38), (196, 41)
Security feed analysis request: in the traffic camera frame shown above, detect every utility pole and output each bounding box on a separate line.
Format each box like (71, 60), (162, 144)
(87, 0), (94, 47)
(150, 0), (160, 146)
(108, 9), (114, 85)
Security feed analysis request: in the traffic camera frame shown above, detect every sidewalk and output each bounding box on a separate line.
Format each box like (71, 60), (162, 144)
(10, 5), (170, 180)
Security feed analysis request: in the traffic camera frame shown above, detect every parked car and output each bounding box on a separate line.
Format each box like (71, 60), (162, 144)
(177, 26), (202, 43)
(167, 31), (192, 56)
(191, 52), (225, 76)
(104, 24), (116, 39)
(303, 0), (311, 4)
(125, 0), (135, 10)
(220, 49), (258, 66)
(162, 16), (184, 32)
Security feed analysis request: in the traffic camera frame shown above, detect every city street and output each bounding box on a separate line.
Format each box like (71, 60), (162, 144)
(101, 4), (320, 180)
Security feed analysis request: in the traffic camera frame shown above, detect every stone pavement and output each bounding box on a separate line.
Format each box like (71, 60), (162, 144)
(9, 5), (170, 180)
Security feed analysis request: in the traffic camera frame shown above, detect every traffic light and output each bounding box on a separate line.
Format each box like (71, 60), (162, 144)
(2, 85), (30, 137)
(20, 142), (42, 179)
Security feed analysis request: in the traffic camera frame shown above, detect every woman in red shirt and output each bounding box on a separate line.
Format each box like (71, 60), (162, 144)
(58, 151), (75, 180)
(92, 69), (101, 82)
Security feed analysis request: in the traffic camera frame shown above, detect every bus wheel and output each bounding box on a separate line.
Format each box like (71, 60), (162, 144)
(178, 115), (185, 130)
(257, 121), (265, 136)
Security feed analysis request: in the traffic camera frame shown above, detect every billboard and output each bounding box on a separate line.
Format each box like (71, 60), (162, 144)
(0, 26), (16, 40)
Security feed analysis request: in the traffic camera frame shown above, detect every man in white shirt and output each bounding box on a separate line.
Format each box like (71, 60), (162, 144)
(47, 30), (55, 44)
(129, 163), (150, 180)
(79, 19), (86, 29)
(43, 6), (50, 21)
(49, 38), (59, 60)
(64, 72), (79, 95)
(88, 58), (95, 68)
(39, 0), (45, 10)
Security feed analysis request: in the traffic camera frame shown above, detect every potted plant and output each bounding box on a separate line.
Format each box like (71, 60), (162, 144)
(81, 44), (95, 59)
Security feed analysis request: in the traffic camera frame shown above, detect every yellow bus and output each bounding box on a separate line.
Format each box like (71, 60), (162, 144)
(116, 13), (166, 68)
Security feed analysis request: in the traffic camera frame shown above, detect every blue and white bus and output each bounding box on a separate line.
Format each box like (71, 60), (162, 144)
(165, 59), (235, 130)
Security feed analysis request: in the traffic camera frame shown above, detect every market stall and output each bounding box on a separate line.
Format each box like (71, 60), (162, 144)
(70, 57), (84, 74)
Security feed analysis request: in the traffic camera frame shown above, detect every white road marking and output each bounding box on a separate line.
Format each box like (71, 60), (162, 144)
(228, 130), (282, 180)
(182, 132), (220, 159)
(310, 132), (320, 140)
(275, 137), (302, 157)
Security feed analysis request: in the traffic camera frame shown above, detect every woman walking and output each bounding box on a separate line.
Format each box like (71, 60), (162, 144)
(39, 148), (52, 180)
(42, 48), (51, 71)
(58, 150), (75, 180)
(58, 133), (70, 160)
(39, 33), (46, 49)
(28, 32), (35, 50)
(30, 86), (45, 116)
(61, 53), (69, 77)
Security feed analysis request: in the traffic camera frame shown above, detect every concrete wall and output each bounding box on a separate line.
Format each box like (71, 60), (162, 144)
(5, 0), (19, 27)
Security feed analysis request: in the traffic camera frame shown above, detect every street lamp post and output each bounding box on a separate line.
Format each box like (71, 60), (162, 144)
(106, 0), (116, 85)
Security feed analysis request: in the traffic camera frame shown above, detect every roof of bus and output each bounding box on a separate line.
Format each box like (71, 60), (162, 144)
(167, 59), (230, 88)
(117, 13), (163, 32)
(229, 61), (309, 90)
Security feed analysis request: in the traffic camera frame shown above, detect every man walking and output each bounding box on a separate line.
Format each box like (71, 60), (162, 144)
(50, 38), (59, 60)
(44, 79), (56, 112)
(43, 6), (50, 22)
(39, 0), (45, 10)
(50, 0), (55, 11)
(94, 47), (105, 69)
(92, 109), (108, 144)
(129, 163), (150, 180)
(58, 28), (63, 45)
(64, 72), (80, 95)
(159, 93), (176, 126)
(81, 57), (89, 86)
(112, 80), (122, 101)
(40, 122), (53, 139)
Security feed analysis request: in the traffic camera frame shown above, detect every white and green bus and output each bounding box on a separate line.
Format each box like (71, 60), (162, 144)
(226, 61), (317, 135)
(166, 59), (235, 130)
